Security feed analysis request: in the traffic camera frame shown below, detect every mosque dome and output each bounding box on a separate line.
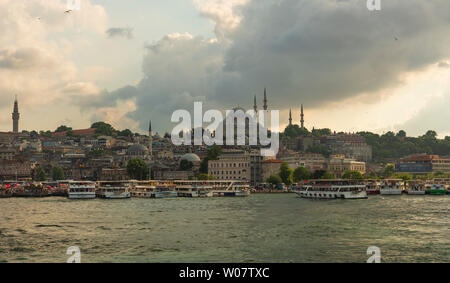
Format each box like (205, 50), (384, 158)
(180, 153), (201, 163)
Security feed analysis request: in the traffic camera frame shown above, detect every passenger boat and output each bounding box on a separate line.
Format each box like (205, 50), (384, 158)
(365, 180), (380, 195)
(426, 184), (447, 195)
(212, 182), (251, 197)
(43, 181), (68, 197)
(406, 180), (426, 195)
(130, 181), (156, 198)
(379, 179), (404, 195)
(68, 181), (96, 199)
(0, 184), (13, 198)
(96, 181), (131, 199)
(12, 182), (50, 198)
(294, 179), (367, 200)
(154, 184), (177, 199)
(431, 178), (449, 195)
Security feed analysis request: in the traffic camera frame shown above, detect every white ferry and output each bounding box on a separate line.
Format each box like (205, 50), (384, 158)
(212, 181), (251, 197)
(295, 179), (367, 200)
(406, 180), (426, 195)
(379, 179), (404, 195)
(173, 181), (214, 197)
(96, 181), (131, 199)
(130, 181), (156, 198)
(68, 181), (96, 199)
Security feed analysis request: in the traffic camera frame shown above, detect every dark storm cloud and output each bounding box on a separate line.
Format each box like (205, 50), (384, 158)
(77, 0), (450, 133)
(106, 27), (134, 39)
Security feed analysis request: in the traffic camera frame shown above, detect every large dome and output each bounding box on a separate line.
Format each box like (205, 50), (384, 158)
(127, 144), (149, 155)
(180, 153), (201, 162)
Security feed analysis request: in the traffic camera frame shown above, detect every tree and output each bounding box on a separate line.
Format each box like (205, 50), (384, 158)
(342, 170), (364, 180)
(293, 167), (310, 182)
(52, 166), (65, 181)
(55, 125), (72, 133)
(126, 158), (149, 180)
(383, 164), (396, 178)
(395, 173), (412, 182)
(35, 166), (47, 181)
(118, 129), (133, 137)
(91, 122), (115, 136)
(279, 162), (293, 185)
(180, 159), (193, 171)
(311, 170), (327, 179)
(200, 145), (223, 173)
(198, 174), (215, 180)
(321, 172), (334, 180)
(266, 175), (282, 186)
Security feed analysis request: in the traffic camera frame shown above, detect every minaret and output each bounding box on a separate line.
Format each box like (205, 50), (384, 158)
(12, 95), (20, 133)
(253, 95), (258, 113)
(148, 120), (153, 159)
(289, 109), (292, 126)
(263, 88), (268, 110)
(300, 104), (305, 129)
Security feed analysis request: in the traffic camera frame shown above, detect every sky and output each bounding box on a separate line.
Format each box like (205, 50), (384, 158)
(0, 0), (449, 137)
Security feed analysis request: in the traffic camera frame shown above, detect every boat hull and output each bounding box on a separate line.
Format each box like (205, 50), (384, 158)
(96, 192), (131, 199)
(68, 192), (96, 199)
(407, 190), (426, 195)
(380, 189), (403, 195)
(295, 190), (367, 199)
(154, 191), (177, 199)
(427, 190), (447, 195)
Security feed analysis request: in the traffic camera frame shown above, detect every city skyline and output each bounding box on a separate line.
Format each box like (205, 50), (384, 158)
(1, 0), (450, 137)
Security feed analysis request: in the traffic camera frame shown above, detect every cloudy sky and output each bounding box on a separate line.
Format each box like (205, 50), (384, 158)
(1, 0), (449, 137)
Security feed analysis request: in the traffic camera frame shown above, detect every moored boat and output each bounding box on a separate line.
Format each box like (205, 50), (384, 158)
(365, 180), (380, 195)
(426, 184), (447, 195)
(68, 181), (96, 199)
(96, 181), (131, 199)
(0, 184), (13, 198)
(294, 179), (367, 200)
(406, 180), (426, 195)
(154, 184), (177, 199)
(12, 182), (50, 197)
(380, 179), (404, 195)
(130, 181), (156, 198)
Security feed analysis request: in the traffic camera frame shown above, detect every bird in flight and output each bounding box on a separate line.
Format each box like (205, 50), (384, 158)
(64, 10), (73, 14)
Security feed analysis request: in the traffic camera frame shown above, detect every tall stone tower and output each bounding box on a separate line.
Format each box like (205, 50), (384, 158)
(148, 120), (153, 159)
(12, 96), (20, 133)
(253, 95), (258, 113)
(300, 104), (305, 129)
(263, 88), (268, 110)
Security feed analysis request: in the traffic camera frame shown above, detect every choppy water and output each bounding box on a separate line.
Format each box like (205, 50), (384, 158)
(0, 194), (448, 263)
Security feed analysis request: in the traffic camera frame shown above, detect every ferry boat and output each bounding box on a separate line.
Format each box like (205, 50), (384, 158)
(426, 183), (447, 195)
(379, 179), (404, 195)
(431, 178), (449, 195)
(212, 181), (251, 197)
(68, 181), (96, 199)
(294, 179), (367, 200)
(174, 181), (214, 198)
(130, 181), (156, 198)
(43, 181), (69, 197)
(406, 180), (426, 195)
(12, 182), (50, 198)
(96, 181), (131, 199)
(154, 184), (177, 199)
(0, 184), (13, 198)
(365, 180), (380, 195)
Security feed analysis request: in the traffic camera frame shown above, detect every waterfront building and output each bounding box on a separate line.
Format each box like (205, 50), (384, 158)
(208, 150), (251, 181)
(395, 154), (450, 174)
(327, 156), (366, 178)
